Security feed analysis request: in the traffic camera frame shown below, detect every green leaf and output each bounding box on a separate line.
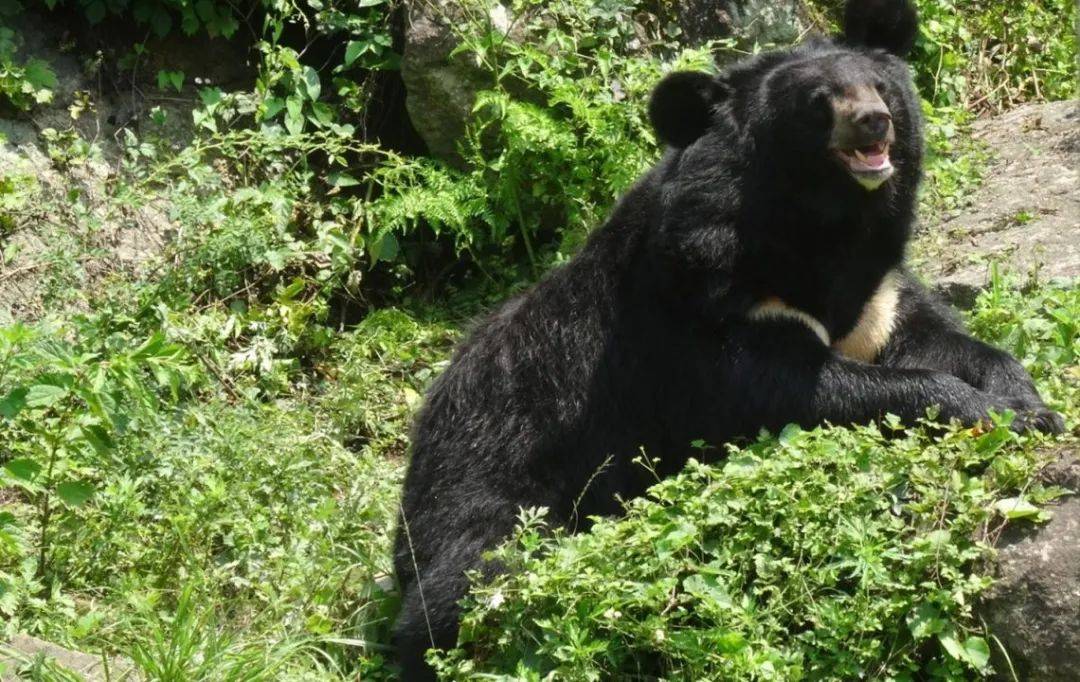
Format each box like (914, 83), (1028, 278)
(194, 0), (215, 22)
(24, 59), (58, 90)
(994, 497), (1041, 519)
(285, 96), (304, 135)
(714, 630), (747, 654)
(344, 40), (366, 67)
(4, 458), (41, 481)
(778, 423), (802, 446)
(938, 631), (964, 661)
(261, 97), (285, 121)
(263, 250), (286, 270)
(80, 424), (114, 455)
(150, 6), (172, 37)
(0, 387), (27, 419)
(199, 87), (223, 108)
(962, 636), (990, 669)
(309, 101), (334, 126)
(907, 603), (944, 640)
(301, 66), (321, 101)
(84, 0), (106, 23)
(210, 13), (239, 38)
(157, 70), (185, 93)
(131, 332), (165, 360)
(25, 383), (68, 408)
(939, 629), (991, 670)
(683, 574), (733, 609)
(56, 480), (95, 507)
(369, 232), (399, 264)
(180, 7), (199, 35)
(327, 172), (359, 188)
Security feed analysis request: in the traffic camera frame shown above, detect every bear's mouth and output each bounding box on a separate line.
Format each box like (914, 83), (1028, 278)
(833, 141), (894, 190)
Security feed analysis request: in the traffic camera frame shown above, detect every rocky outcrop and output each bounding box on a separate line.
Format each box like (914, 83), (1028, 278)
(919, 100), (1080, 305)
(980, 449), (1080, 681)
(932, 102), (1080, 674)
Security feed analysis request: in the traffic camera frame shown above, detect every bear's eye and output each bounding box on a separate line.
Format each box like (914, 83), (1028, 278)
(806, 90), (832, 129)
(873, 79), (888, 94)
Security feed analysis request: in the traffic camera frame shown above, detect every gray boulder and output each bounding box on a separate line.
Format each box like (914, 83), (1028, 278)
(980, 448), (1080, 681)
(400, 1), (493, 166)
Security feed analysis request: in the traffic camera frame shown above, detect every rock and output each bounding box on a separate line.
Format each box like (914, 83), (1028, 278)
(400, 1), (492, 165)
(0, 634), (137, 680)
(918, 100), (1080, 305)
(979, 448), (1080, 681)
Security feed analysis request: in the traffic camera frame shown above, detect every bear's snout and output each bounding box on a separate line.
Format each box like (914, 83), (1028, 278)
(828, 85), (897, 191)
(830, 85), (895, 149)
(853, 106), (892, 143)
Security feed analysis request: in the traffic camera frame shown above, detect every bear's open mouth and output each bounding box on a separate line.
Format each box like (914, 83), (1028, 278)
(833, 141), (894, 190)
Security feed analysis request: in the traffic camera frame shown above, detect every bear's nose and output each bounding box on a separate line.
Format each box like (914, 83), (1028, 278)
(853, 107), (892, 141)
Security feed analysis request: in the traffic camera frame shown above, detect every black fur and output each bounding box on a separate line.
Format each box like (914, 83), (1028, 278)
(648, 70), (728, 148)
(843, 0), (919, 56)
(391, 1), (1060, 677)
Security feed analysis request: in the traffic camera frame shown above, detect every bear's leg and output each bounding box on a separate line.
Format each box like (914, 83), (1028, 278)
(394, 577), (459, 682)
(726, 317), (1057, 433)
(876, 273), (1063, 433)
(393, 502), (542, 680)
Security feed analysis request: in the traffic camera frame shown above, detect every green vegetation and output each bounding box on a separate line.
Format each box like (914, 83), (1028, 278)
(0, 0), (1076, 679)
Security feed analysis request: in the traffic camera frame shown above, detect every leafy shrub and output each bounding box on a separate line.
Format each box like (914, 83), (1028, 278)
(0, 317), (192, 621)
(913, 0), (1077, 112)
(967, 269), (1079, 416)
(437, 426), (1034, 679)
(810, 0), (1077, 112)
(0, 10), (56, 109)
(42, 0), (245, 38)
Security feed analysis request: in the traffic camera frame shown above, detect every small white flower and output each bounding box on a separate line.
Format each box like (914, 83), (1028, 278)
(487, 590), (505, 609)
(653, 628), (666, 642)
(603, 608), (622, 620)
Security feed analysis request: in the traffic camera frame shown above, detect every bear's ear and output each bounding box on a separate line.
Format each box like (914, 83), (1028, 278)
(842, 0), (918, 57)
(648, 71), (728, 148)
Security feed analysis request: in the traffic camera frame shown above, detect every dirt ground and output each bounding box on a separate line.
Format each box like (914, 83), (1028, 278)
(916, 99), (1080, 304)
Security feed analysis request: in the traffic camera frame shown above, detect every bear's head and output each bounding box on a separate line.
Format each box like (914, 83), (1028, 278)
(649, 0), (922, 198)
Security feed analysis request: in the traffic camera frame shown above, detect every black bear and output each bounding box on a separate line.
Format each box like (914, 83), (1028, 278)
(392, 0), (1063, 677)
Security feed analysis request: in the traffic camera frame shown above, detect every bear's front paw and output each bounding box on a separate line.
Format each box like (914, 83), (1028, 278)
(954, 388), (1065, 436)
(1009, 407), (1066, 435)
